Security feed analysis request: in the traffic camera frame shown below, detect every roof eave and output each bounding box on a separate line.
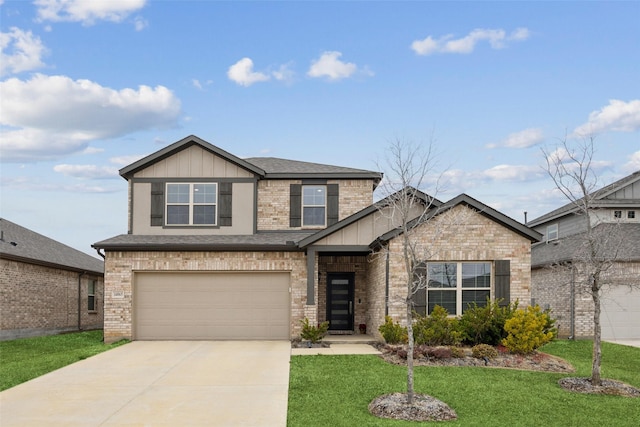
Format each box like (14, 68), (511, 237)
(92, 243), (302, 252)
(0, 253), (104, 275)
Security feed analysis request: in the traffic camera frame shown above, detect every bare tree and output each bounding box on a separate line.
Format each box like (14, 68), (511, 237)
(376, 138), (444, 404)
(542, 136), (624, 386)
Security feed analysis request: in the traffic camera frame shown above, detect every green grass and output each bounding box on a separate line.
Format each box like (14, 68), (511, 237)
(0, 330), (128, 391)
(287, 340), (640, 426)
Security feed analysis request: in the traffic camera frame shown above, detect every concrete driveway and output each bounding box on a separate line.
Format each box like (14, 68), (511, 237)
(0, 341), (291, 426)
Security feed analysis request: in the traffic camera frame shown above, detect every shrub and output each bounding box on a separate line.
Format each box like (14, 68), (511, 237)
(501, 305), (555, 354)
(378, 316), (408, 344)
(413, 305), (463, 346)
(459, 298), (518, 346)
(299, 318), (329, 343)
(449, 346), (465, 358)
(472, 343), (498, 360)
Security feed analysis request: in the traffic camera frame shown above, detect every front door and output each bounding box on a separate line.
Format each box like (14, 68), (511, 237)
(326, 273), (355, 331)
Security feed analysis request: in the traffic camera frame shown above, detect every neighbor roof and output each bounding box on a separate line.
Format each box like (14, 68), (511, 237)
(528, 170), (640, 226)
(246, 157), (383, 183)
(531, 223), (640, 268)
(0, 218), (104, 274)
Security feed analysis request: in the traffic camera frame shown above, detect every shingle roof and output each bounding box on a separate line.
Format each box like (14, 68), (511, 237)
(245, 157), (383, 182)
(93, 232), (316, 251)
(531, 223), (640, 268)
(528, 170), (640, 226)
(0, 218), (104, 274)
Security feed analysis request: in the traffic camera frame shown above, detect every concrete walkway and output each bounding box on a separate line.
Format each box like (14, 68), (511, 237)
(0, 341), (291, 427)
(291, 343), (381, 355)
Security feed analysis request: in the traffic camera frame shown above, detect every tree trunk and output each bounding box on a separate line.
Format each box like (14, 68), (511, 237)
(591, 280), (602, 386)
(406, 299), (414, 405)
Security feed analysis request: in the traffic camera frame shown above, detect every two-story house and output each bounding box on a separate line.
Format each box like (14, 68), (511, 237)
(94, 135), (541, 343)
(528, 171), (640, 340)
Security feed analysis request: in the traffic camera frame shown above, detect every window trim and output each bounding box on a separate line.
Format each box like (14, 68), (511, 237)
(614, 210), (622, 219)
(546, 223), (558, 242)
(420, 261), (492, 316)
(165, 182), (218, 226)
(87, 280), (96, 312)
(628, 210), (636, 219)
(301, 185), (327, 228)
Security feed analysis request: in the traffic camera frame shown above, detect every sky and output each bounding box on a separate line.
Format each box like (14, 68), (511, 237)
(1, 0), (639, 258)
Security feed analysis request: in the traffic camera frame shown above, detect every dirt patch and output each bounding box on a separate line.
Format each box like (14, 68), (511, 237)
(376, 344), (575, 373)
(369, 392), (457, 422)
(290, 340), (330, 349)
(558, 377), (640, 397)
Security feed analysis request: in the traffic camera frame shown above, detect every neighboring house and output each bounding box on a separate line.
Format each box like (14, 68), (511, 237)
(528, 171), (640, 340)
(93, 135), (541, 343)
(0, 218), (104, 341)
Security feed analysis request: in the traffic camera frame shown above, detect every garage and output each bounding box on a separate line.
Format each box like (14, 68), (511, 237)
(601, 285), (640, 340)
(134, 272), (290, 340)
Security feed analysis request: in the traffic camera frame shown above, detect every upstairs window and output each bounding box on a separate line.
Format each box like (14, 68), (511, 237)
(547, 223), (558, 241)
(88, 280), (96, 312)
(614, 210), (622, 219)
(628, 211), (636, 219)
(302, 185), (326, 227)
(166, 183), (217, 225)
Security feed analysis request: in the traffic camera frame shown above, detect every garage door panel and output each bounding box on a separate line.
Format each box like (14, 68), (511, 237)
(602, 285), (640, 340)
(134, 272), (290, 340)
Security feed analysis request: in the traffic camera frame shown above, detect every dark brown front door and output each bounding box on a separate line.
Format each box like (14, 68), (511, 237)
(327, 273), (354, 331)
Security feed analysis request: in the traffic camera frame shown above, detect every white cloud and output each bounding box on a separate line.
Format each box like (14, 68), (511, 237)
(0, 27), (48, 76)
(0, 73), (181, 162)
(53, 164), (119, 179)
(1, 175), (120, 193)
(133, 15), (148, 31)
(227, 57), (270, 87)
(272, 62), (295, 83)
(82, 146), (104, 154)
(412, 27), (530, 56)
(487, 128), (544, 149)
(483, 164), (544, 181)
(573, 99), (640, 136)
(623, 151), (640, 173)
(109, 154), (147, 165)
(35, 0), (147, 26)
(307, 51), (360, 81)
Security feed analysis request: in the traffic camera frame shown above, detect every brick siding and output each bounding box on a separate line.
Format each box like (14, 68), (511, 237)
(0, 258), (103, 340)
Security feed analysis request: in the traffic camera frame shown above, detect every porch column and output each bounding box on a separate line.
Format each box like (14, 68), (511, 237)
(306, 248), (316, 304)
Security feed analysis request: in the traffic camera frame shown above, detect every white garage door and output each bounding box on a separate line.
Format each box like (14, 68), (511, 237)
(601, 285), (640, 340)
(134, 272), (290, 340)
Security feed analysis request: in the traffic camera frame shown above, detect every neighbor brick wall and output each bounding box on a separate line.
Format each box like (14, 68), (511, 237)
(102, 250), (307, 343)
(384, 205), (533, 325)
(532, 261), (640, 338)
(366, 249), (388, 341)
(256, 179), (375, 231)
(0, 258), (103, 340)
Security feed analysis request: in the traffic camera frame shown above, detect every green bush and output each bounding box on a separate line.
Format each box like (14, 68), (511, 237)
(472, 343), (499, 360)
(300, 318), (329, 343)
(378, 316), (408, 344)
(502, 305), (555, 354)
(413, 305), (463, 346)
(449, 346), (465, 358)
(459, 298), (518, 346)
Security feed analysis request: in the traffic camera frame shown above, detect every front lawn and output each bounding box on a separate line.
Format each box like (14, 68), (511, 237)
(288, 340), (640, 426)
(0, 330), (128, 391)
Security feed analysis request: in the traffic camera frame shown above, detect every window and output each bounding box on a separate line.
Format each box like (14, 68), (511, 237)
(614, 210), (622, 219)
(166, 183), (217, 225)
(546, 223), (558, 241)
(628, 211), (636, 219)
(418, 262), (492, 315)
(88, 280), (96, 311)
(302, 185), (326, 227)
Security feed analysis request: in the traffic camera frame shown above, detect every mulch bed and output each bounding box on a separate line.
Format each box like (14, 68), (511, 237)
(369, 393), (457, 422)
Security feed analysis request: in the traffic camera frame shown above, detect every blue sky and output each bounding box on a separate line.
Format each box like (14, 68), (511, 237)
(1, 0), (639, 257)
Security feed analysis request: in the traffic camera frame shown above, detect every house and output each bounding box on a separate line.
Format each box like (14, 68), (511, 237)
(93, 135), (541, 343)
(528, 171), (640, 340)
(0, 218), (104, 341)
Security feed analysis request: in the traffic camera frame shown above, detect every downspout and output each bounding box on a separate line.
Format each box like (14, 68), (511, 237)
(95, 248), (105, 259)
(569, 264), (575, 340)
(385, 249), (390, 316)
(78, 271), (86, 331)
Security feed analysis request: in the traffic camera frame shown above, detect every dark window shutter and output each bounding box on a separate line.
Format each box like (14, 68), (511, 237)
(150, 182), (165, 226)
(290, 184), (302, 227)
(219, 182), (233, 227)
(494, 260), (511, 307)
(327, 184), (339, 226)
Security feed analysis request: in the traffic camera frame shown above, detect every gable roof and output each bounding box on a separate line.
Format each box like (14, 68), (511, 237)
(119, 135), (266, 180)
(245, 157), (383, 183)
(373, 193), (542, 247)
(0, 218), (104, 274)
(298, 187), (441, 248)
(528, 170), (640, 226)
